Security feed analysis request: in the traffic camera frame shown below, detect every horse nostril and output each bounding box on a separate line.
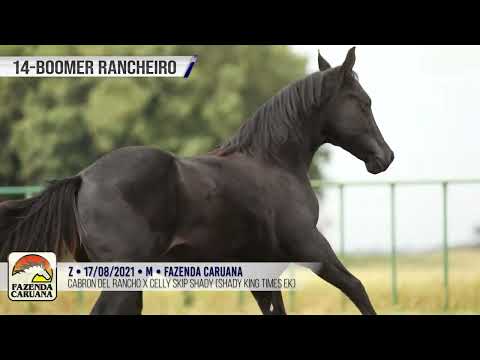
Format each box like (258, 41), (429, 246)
(390, 151), (395, 163)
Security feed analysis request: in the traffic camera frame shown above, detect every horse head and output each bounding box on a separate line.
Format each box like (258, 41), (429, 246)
(317, 47), (394, 174)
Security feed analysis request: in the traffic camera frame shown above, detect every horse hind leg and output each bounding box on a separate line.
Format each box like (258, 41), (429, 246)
(91, 291), (143, 315)
(77, 183), (173, 315)
(70, 242), (142, 315)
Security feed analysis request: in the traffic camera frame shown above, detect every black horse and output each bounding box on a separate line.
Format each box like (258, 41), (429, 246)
(0, 47), (393, 315)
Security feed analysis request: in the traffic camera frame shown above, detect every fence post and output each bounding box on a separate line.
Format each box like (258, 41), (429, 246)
(238, 291), (245, 312)
(76, 292), (85, 312)
(339, 184), (345, 257)
(390, 183), (398, 305)
(183, 292), (194, 308)
(289, 266), (296, 313)
(442, 182), (449, 311)
(24, 191), (35, 313)
(338, 184), (347, 311)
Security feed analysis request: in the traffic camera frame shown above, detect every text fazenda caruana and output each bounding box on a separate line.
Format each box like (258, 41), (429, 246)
(162, 266), (243, 277)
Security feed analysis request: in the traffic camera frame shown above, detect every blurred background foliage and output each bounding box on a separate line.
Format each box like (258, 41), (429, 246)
(0, 45), (329, 185)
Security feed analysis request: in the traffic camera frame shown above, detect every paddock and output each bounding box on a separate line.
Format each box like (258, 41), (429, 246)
(1, 180), (478, 315)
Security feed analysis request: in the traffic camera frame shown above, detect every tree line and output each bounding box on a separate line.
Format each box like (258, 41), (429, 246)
(0, 45), (328, 186)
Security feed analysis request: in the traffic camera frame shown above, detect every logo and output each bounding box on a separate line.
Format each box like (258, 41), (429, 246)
(8, 252), (57, 301)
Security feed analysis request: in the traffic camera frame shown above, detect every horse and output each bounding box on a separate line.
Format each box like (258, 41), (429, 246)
(0, 47), (394, 315)
(12, 264), (52, 283)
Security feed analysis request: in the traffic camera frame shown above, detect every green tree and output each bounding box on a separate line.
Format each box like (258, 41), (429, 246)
(0, 45), (328, 185)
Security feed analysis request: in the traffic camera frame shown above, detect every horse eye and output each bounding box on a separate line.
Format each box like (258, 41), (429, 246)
(359, 102), (369, 112)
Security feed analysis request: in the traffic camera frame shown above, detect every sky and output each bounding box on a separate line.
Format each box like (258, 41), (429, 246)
(290, 45), (480, 253)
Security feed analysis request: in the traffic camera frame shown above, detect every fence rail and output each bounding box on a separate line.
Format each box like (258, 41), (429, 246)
(3, 179), (480, 313)
(311, 178), (480, 311)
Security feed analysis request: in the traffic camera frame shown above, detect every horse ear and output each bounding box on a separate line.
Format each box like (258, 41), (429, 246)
(317, 50), (331, 71)
(340, 46), (356, 76)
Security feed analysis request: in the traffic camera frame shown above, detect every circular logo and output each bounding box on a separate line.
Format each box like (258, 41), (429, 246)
(12, 254), (53, 283)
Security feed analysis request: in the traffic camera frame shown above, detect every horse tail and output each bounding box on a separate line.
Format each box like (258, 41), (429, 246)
(0, 175), (83, 262)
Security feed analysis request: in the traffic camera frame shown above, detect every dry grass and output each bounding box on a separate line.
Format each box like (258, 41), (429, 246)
(1, 248), (479, 315)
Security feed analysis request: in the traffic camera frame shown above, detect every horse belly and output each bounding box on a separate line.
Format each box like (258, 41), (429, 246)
(167, 198), (268, 262)
(169, 157), (280, 261)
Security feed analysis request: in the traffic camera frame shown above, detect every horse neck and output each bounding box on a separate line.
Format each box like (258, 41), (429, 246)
(218, 72), (329, 178)
(261, 95), (326, 175)
(270, 114), (325, 178)
(30, 265), (43, 273)
(260, 74), (328, 176)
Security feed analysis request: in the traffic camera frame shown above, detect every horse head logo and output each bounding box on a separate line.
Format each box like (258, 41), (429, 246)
(12, 254), (53, 283)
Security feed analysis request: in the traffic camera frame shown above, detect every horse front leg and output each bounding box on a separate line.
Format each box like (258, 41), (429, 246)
(289, 227), (376, 315)
(251, 291), (286, 315)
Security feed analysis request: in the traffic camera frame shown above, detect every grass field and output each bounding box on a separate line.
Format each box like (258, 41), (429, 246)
(1, 248), (479, 315)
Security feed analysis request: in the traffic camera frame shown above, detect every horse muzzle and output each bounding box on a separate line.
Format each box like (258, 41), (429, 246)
(366, 150), (394, 174)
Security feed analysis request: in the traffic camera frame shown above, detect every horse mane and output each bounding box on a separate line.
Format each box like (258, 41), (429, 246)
(13, 261), (44, 274)
(212, 71), (325, 163)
